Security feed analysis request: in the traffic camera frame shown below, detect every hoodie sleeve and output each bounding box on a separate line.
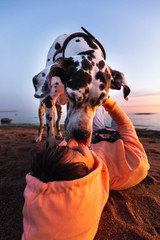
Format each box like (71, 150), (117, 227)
(101, 99), (150, 190)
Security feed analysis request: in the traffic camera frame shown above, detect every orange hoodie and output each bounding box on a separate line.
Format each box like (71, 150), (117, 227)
(22, 102), (149, 240)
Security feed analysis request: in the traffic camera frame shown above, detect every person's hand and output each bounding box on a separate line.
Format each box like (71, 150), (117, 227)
(102, 96), (116, 113)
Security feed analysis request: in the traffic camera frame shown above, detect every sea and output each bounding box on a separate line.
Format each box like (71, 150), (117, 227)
(0, 110), (160, 131)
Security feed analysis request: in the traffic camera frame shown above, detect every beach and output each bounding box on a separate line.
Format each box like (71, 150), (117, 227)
(0, 125), (160, 240)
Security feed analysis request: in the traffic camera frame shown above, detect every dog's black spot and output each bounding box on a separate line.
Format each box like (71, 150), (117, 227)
(65, 60), (81, 83)
(95, 71), (106, 85)
(90, 92), (106, 107)
(42, 72), (46, 77)
(78, 50), (95, 59)
(42, 81), (50, 94)
(47, 58), (50, 62)
(88, 56), (92, 61)
(78, 96), (82, 102)
(56, 82), (59, 85)
(55, 42), (61, 50)
(97, 60), (105, 70)
(61, 59), (79, 82)
(67, 70), (92, 90)
(82, 92), (87, 101)
(90, 98), (96, 106)
(92, 61), (95, 66)
(46, 114), (49, 120)
(46, 114), (52, 121)
(98, 92), (105, 100)
(102, 98), (107, 104)
(46, 123), (50, 134)
(90, 98), (101, 107)
(99, 84), (105, 90)
(32, 77), (38, 91)
(55, 86), (57, 88)
(73, 61), (79, 67)
(82, 36), (98, 50)
(45, 96), (53, 108)
(85, 88), (89, 94)
(75, 39), (80, 42)
(81, 59), (92, 71)
(66, 67), (77, 80)
(58, 58), (74, 71)
(95, 99), (100, 105)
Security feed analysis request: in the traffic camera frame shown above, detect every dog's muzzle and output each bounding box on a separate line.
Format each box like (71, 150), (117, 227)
(65, 128), (91, 145)
(72, 128), (91, 143)
(64, 106), (94, 145)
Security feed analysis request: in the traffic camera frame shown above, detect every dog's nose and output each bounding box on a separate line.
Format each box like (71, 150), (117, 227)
(73, 129), (91, 143)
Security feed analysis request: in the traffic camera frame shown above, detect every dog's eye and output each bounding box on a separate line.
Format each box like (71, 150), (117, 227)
(42, 73), (46, 77)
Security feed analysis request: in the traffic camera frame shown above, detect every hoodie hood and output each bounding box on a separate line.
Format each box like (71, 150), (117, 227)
(22, 152), (109, 240)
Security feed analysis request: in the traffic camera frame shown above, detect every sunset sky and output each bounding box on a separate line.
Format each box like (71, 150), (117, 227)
(0, 0), (160, 113)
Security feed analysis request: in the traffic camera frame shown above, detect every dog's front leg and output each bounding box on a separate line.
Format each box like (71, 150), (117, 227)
(55, 103), (63, 140)
(45, 96), (56, 150)
(33, 100), (45, 142)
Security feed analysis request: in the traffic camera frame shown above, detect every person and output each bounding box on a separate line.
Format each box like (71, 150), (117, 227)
(92, 105), (106, 132)
(93, 105), (118, 131)
(22, 97), (150, 240)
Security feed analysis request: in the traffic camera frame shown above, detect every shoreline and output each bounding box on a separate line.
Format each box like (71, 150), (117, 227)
(0, 123), (159, 131)
(1, 112), (160, 131)
(0, 125), (160, 239)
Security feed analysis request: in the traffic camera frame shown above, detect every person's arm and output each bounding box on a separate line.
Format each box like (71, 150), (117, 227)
(102, 97), (150, 190)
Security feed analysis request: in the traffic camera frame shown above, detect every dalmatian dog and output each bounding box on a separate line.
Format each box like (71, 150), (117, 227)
(33, 27), (130, 149)
(33, 34), (68, 143)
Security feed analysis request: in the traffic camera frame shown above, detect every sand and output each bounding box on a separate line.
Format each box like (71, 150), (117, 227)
(0, 125), (160, 240)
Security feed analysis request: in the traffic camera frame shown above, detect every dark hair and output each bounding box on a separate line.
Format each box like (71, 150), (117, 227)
(31, 146), (89, 182)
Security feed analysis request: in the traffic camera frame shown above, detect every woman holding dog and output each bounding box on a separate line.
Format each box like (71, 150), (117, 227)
(22, 96), (149, 240)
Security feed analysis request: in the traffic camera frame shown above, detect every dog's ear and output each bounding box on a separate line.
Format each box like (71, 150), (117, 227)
(108, 66), (131, 100)
(48, 58), (73, 84)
